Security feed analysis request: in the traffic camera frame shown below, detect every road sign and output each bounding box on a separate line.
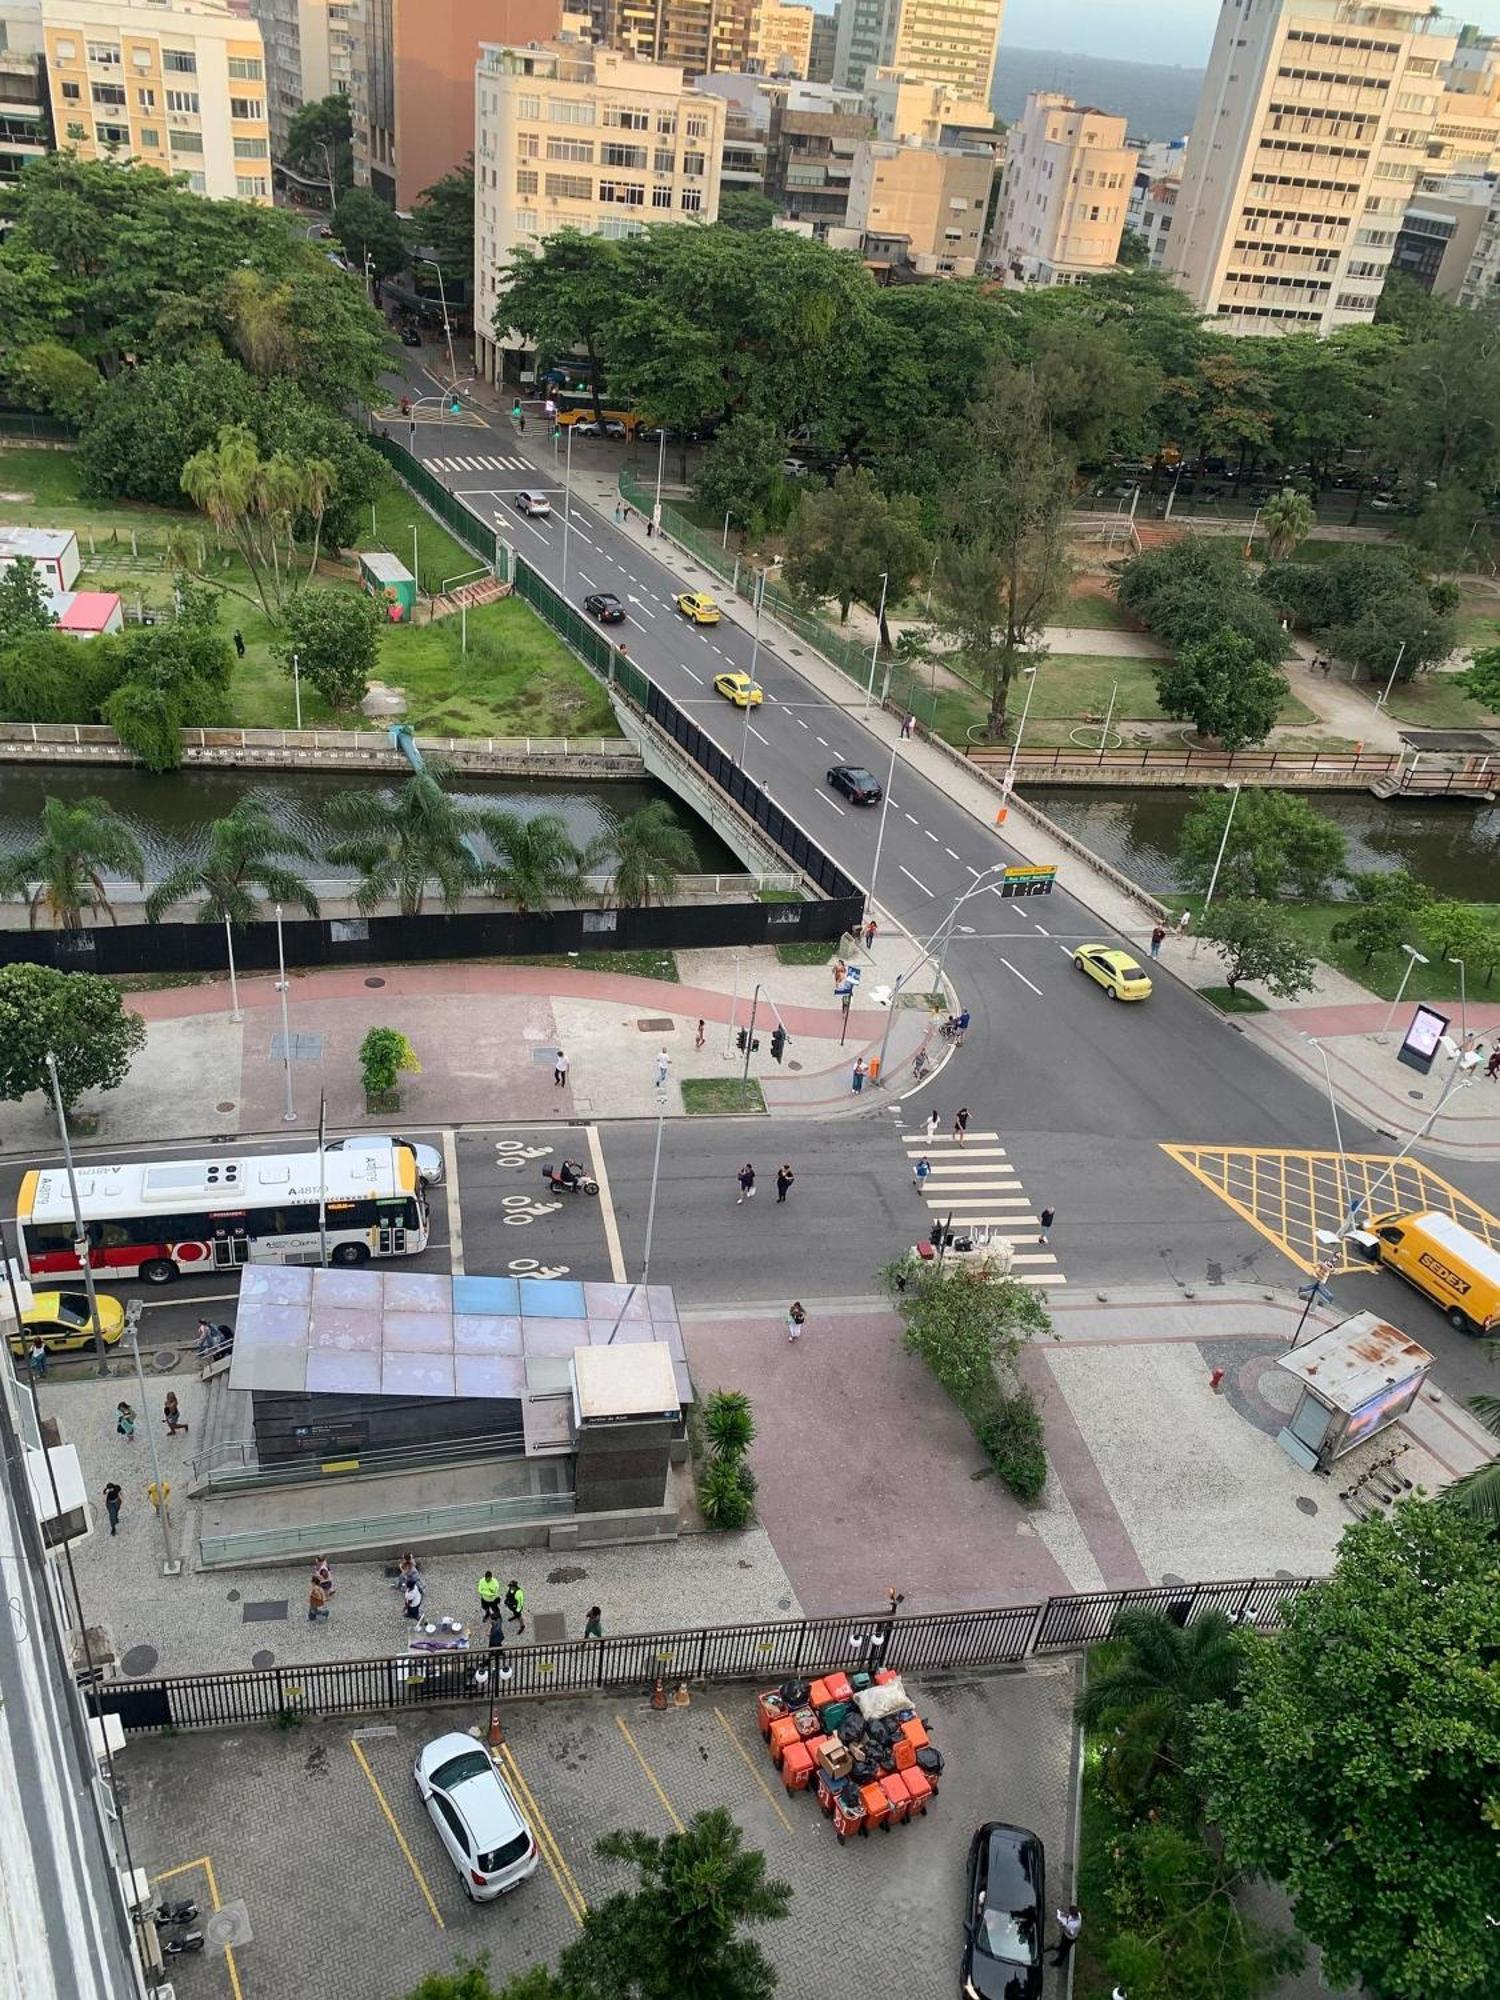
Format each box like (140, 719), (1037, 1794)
(844, 963), (862, 985)
(997, 865), (1057, 900)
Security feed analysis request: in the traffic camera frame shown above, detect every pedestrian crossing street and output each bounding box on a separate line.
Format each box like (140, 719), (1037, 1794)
(423, 454), (535, 477)
(901, 1129), (1063, 1287)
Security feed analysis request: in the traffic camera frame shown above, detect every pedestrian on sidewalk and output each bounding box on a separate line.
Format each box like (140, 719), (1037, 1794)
(654, 1048), (671, 1088)
(583, 1605), (604, 1640)
(695, 1019), (706, 1049)
(1150, 924), (1166, 960)
(485, 1608), (507, 1654)
(504, 1578), (527, 1635)
(646, 516), (655, 538)
(953, 1107), (969, 1145)
(116, 1402), (136, 1443)
(28, 1338), (47, 1379)
(914, 1156), (931, 1193)
(232, 629), (246, 659)
(103, 1482), (122, 1535)
(900, 712), (914, 739)
(477, 1569), (503, 1620)
(402, 1573), (424, 1620)
(1049, 1907), (1082, 1965)
(1038, 1205), (1056, 1244)
(1175, 909), (1191, 936)
(851, 1056), (867, 1094)
(147, 1479), (170, 1515)
(925, 1108), (940, 1145)
(311, 1556), (336, 1598)
(554, 1048), (569, 1089)
(775, 1162), (795, 1204)
(833, 957), (847, 988)
(162, 1391), (187, 1436)
(308, 1578), (330, 1623)
(786, 1301), (806, 1342)
(736, 1162), (756, 1203)
(1487, 1048), (1500, 1081)
(622, 502), (632, 525)
(863, 917), (878, 951)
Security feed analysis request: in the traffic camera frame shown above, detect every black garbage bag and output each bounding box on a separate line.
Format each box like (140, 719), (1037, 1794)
(916, 1745), (944, 1776)
(780, 1679), (810, 1707)
(851, 1757), (878, 1786)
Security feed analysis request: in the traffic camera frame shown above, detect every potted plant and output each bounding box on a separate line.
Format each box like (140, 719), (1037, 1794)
(359, 1026), (419, 1114)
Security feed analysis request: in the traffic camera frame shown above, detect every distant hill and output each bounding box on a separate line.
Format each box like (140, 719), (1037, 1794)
(992, 46), (1204, 142)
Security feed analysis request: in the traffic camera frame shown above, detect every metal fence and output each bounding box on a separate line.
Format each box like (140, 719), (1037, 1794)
(0, 407), (79, 443)
(368, 429), (497, 566)
(88, 1576), (1318, 1736)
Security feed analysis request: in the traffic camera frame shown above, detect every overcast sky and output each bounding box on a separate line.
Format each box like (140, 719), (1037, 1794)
(998, 1), (1500, 66)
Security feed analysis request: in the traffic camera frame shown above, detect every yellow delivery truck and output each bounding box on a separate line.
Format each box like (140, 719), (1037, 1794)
(1360, 1210), (1500, 1336)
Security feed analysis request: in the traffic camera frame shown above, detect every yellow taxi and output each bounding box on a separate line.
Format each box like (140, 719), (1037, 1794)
(1072, 944), (1153, 1001)
(12, 1290), (127, 1356)
(713, 671), (763, 708)
(675, 591), (721, 626)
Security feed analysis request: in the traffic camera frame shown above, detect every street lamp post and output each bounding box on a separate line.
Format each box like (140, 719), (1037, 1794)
(417, 257), (458, 387)
(1374, 944), (1428, 1044)
(1449, 955), (1467, 1043)
(739, 570), (765, 768)
(224, 914), (243, 1023)
(1375, 639), (1407, 710)
(862, 573), (889, 718)
(1202, 782), (1242, 912)
(867, 732), (900, 909)
(1003, 666), (1038, 792)
(1303, 1035), (1349, 1221)
(653, 426), (666, 535)
(274, 904), (296, 1123)
(874, 863), (1007, 1082)
(125, 1302), (177, 1573)
(561, 420), (576, 599)
(641, 1082), (668, 1287)
(42, 1052), (108, 1376)
(292, 650), (303, 731)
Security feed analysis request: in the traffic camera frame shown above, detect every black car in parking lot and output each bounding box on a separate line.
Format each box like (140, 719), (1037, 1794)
(961, 1822), (1045, 2000)
(584, 591), (625, 624)
(827, 763), (883, 805)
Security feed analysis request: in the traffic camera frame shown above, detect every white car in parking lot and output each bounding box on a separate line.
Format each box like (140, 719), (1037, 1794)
(414, 1734), (538, 1901)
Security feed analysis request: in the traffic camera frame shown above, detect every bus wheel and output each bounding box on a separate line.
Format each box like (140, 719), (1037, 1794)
(141, 1259), (176, 1286)
(332, 1243), (370, 1267)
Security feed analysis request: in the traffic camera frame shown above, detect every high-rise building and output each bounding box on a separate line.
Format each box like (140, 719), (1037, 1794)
(395, 0), (561, 212)
(805, 1), (835, 83)
(245, 0), (351, 159)
(0, 0), (52, 180)
(764, 77), (868, 229)
(749, 0), (812, 77)
(832, 0), (1001, 103)
(589, 0), (754, 77)
(41, 0), (273, 200)
(1390, 172), (1493, 297)
(1165, 0), (1457, 337)
(1424, 30), (1500, 179)
(993, 90), (1136, 285)
(474, 37), (724, 379)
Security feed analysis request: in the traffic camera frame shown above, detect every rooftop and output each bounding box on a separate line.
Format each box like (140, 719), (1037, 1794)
(1276, 1310), (1432, 1415)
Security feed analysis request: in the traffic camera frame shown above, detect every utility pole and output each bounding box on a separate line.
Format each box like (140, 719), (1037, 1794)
(43, 1053), (107, 1375)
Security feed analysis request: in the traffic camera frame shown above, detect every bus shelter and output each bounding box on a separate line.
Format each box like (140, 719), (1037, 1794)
(1273, 1311), (1432, 1473)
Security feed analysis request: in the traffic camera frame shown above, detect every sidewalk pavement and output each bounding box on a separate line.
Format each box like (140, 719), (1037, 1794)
(0, 937), (944, 1154)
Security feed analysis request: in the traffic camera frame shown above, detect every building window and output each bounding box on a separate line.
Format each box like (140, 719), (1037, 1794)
(604, 105), (649, 130)
(139, 126), (160, 148)
(55, 40), (76, 60)
(545, 171), (592, 199)
(60, 82), (81, 102)
(598, 179), (644, 205)
(94, 121), (128, 145)
(169, 129), (203, 152)
(681, 186), (702, 212)
(598, 216), (644, 238)
(516, 168), (537, 193)
(515, 92), (541, 118)
(86, 42), (121, 66)
(685, 115), (707, 138)
(653, 147), (674, 173)
(548, 97), (595, 125)
(233, 137), (268, 158)
(546, 136), (593, 162)
(656, 112), (676, 135)
(228, 57), (264, 81)
(682, 150), (705, 176)
(602, 142), (647, 169)
(512, 207), (538, 233)
(517, 131), (539, 157)
(91, 81), (125, 105)
(652, 183), (672, 208)
(230, 97), (263, 121)
(236, 174), (268, 198)
(162, 50), (197, 74)
(137, 87), (155, 109)
(166, 90), (199, 114)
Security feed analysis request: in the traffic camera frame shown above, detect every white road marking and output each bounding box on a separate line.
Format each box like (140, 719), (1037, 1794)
(945, 848), (960, 861)
(585, 1124), (626, 1284)
(796, 717), (809, 728)
(1034, 923), (1050, 937)
(966, 864), (982, 876)
(442, 1129), (464, 1276)
(924, 829), (939, 842)
(815, 790), (846, 816)
(1001, 957), (1043, 996)
(628, 596), (656, 618)
(577, 572), (596, 589)
(904, 812), (919, 825)
(815, 735), (829, 747)
(899, 864), (933, 895)
(748, 724), (770, 745)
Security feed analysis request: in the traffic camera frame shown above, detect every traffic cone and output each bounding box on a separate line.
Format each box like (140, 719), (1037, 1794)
(650, 1675), (667, 1711)
(673, 1680), (691, 1708)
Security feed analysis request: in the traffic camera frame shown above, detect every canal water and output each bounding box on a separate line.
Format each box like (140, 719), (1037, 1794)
(1036, 788), (1500, 900)
(0, 766), (743, 879)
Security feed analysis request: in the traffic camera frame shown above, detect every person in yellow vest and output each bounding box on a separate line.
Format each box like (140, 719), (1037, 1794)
(147, 1480), (170, 1514)
(477, 1569), (503, 1620)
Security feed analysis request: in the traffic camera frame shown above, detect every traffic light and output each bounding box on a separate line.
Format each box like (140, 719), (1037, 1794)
(736, 1028), (748, 1052)
(770, 1025), (787, 1064)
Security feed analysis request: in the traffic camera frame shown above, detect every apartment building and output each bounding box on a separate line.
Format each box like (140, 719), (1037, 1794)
(42, 0), (273, 199)
(1456, 173), (1500, 305)
(588, 0), (754, 76)
(844, 131), (992, 273)
(1165, 0), (1457, 337)
(749, 0), (811, 76)
(394, 0), (562, 211)
(993, 90), (1136, 285)
(0, 0), (51, 179)
(765, 77), (869, 229)
(1424, 30), (1500, 180)
(805, 0), (834, 83)
(863, 66), (993, 145)
(832, 0), (1002, 102)
(693, 66), (780, 189)
(474, 38), (724, 379)
(1390, 171), (1493, 296)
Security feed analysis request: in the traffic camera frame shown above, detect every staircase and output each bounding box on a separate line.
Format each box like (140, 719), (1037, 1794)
(188, 1372), (258, 1494)
(430, 576), (509, 620)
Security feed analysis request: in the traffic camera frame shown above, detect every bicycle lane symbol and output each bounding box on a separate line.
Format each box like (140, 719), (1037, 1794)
(507, 1256), (571, 1280)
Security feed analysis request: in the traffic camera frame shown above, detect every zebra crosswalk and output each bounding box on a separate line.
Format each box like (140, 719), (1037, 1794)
(424, 454), (535, 476)
(900, 1129), (1064, 1287)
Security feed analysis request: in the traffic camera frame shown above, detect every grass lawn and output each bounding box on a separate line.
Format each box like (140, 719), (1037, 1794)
(509, 950), (679, 981)
(1379, 672), (1499, 731)
(1055, 586), (1133, 631)
(1279, 904), (1495, 1004)
(1201, 985), (1270, 1014)
(681, 1076), (766, 1114)
(0, 445), (185, 530)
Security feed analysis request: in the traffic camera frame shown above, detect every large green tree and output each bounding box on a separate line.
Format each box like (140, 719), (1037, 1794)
(0, 555), (56, 643)
(609, 801), (696, 909)
(333, 187), (410, 284)
(1077, 1606), (1244, 1805)
(500, 232), (624, 422)
(1178, 787), (1346, 901)
(693, 413), (789, 535)
(479, 811), (593, 912)
(1194, 1502), (1500, 2000)
(285, 94), (355, 200)
(0, 962), (146, 1110)
(0, 795), (145, 928)
(1196, 901), (1317, 998)
(1384, 297), (1500, 498)
(1328, 868), (1431, 965)
(782, 465), (928, 648)
(1120, 537), (1288, 666)
(1154, 628), (1288, 751)
(274, 586), (381, 711)
(410, 157), (476, 287)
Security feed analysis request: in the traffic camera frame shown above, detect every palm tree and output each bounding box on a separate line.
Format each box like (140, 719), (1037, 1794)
(1260, 489), (1316, 562)
(1075, 1606), (1244, 1803)
(323, 766), (478, 917)
(144, 798), (320, 925)
(478, 809), (596, 912)
(1444, 1394), (1500, 1524)
(0, 795), (146, 929)
(609, 801), (696, 909)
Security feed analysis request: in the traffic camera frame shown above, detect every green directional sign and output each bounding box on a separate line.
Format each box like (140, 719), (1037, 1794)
(998, 865), (1057, 899)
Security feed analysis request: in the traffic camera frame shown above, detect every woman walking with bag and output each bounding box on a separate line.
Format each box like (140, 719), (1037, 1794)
(786, 1301), (806, 1343)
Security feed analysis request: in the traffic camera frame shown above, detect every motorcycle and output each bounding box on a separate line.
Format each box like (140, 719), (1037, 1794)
(541, 1161), (598, 1197)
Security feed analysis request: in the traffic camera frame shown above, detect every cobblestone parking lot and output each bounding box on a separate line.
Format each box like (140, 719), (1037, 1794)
(118, 1663), (1079, 2000)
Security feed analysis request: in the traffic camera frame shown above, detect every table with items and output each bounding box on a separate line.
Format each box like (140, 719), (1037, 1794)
(756, 1670), (943, 1843)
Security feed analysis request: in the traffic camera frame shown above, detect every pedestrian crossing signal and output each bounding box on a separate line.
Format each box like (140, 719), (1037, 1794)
(770, 1026), (787, 1063)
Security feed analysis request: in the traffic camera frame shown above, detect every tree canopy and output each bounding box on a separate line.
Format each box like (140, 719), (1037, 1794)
(0, 961), (146, 1109)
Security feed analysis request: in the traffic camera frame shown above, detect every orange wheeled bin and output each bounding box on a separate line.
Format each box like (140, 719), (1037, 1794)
(879, 1771), (913, 1826)
(756, 1690), (788, 1739)
(903, 1767), (934, 1818)
(782, 1741), (815, 1793)
(859, 1780), (893, 1835)
(768, 1715), (803, 1767)
(832, 1783), (867, 1845)
(815, 1767), (841, 1817)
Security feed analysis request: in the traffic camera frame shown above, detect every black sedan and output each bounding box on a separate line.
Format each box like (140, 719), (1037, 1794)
(827, 763), (883, 805)
(584, 591), (626, 624)
(961, 1823), (1045, 2000)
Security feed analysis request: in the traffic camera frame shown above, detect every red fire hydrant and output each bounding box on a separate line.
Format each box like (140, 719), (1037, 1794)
(1209, 1367), (1226, 1394)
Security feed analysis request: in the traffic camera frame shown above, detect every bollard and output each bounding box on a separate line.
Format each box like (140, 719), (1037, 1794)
(995, 808), (1008, 827)
(1209, 1366), (1225, 1394)
(650, 1674), (667, 1711)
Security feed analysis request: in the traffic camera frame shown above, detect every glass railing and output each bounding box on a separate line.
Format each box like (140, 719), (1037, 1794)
(199, 1486), (575, 1567)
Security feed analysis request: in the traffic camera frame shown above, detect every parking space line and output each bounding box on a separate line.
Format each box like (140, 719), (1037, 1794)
(713, 1707), (794, 1834)
(498, 1743), (587, 1927)
(154, 1855), (244, 2000)
(614, 1714), (685, 1832)
(585, 1123), (628, 1282)
(441, 1129), (464, 1277)
(348, 1738), (445, 1929)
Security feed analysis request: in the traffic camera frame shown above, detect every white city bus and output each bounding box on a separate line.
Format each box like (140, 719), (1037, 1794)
(16, 1144), (430, 1284)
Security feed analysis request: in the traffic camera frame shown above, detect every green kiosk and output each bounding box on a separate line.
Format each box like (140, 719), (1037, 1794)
(357, 550), (416, 622)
